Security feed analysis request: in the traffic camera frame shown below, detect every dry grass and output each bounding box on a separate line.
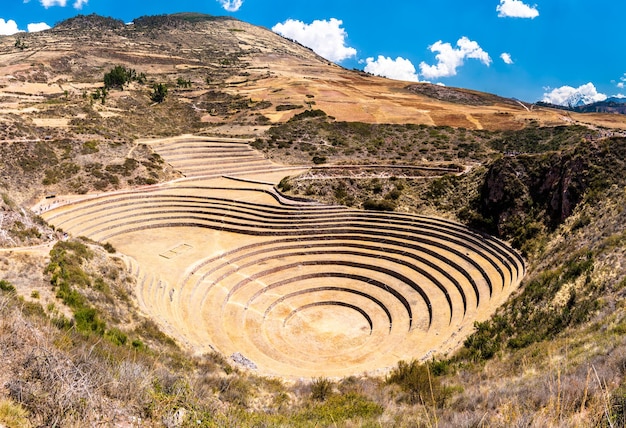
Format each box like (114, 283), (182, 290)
(0, 398), (31, 428)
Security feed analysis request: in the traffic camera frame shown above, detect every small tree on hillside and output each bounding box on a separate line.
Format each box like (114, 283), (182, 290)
(103, 65), (136, 90)
(14, 38), (27, 50)
(176, 77), (192, 88)
(150, 83), (168, 103)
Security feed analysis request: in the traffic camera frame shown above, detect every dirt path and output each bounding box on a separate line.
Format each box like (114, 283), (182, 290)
(0, 241), (56, 255)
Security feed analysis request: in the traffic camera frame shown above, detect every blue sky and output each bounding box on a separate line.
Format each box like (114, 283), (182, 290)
(2, 0), (625, 105)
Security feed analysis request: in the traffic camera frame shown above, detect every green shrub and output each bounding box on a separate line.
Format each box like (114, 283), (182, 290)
(296, 393), (384, 425)
(610, 385), (626, 427)
(52, 315), (72, 330)
(81, 140), (99, 154)
(430, 358), (452, 376)
(462, 250), (598, 361)
(21, 301), (47, 319)
(14, 38), (27, 50)
(288, 109), (327, 122)
(387, 360), (450, 406)
(176, 77), (192, 88)
(1, 193), (14, 207)
(334, 183), (348, 199)
(105, 328), (128, 346)
(45, 241), (116, 338)
(276, 104), (303, 111)
(91, 88), (103, 101)
(74, 307), (105, 335)
(463, 320), (501, 361)
(134, 319), (178, 349)
(151, 83), (168, 103)
(131, 339), (144, 349)
(312, 155), (327, 165)
(310, 377), (333, 402)
(93, 277), (110, 295)
(363, 198), (396, 211)
(0, 280), (16, 293)
(385, 188), (402, 200)
(49, 241), (93, 264)
(277, 177), (292, 192)
(56, 283), (86, 309)
(0, 399), (31, 428)
(370, 179), (383, 194)
(104, 65), (136, 89)
(426, 174), (459, 200)
(219, 377), (251, 406)
(102, 242), (116, 253)
(10, 222), (41, 240)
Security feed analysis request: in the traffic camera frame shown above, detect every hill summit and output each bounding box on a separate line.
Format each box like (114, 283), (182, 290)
(4, 12), (626, 139)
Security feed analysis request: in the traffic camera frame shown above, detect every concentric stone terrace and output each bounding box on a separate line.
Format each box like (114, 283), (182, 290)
(41, 136), (525, 378)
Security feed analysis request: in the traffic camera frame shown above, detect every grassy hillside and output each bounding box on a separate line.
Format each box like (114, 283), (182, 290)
(1, 126), (623, 427)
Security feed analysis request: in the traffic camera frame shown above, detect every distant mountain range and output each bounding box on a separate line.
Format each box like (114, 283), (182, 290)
(537, 97), (626, 114)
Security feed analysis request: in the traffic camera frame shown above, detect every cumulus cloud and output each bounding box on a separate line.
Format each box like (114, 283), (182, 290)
(27, 22), (51, 32)
(364, 56), (419, 82)
(617, 74), (626, 89)
(500, 52), (514, 64)
(216, 0), (243, 12)
(419, 37), (491, 80)
(34, 0), (86, 8)
(40, 0), (67, 7)
(272, 18), (357, 63)
(542, 83), (607, 107)
(0, 19), (20, 35)
(497, 0), (539, 18)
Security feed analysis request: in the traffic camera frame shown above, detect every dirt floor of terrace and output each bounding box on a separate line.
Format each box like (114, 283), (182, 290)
(37, 136), (524, 379)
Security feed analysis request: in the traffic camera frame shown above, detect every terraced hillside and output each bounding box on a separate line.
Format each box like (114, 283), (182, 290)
(39, 136), (524, 377)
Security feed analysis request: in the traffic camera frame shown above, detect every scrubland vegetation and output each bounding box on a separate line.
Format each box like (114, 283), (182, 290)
(1, 125), (624, 427)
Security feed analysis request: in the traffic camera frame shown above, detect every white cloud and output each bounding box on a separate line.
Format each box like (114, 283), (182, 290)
(617, 74), (626, 89)
(216, 0), (243, 12)
(542, 83), (607, 107)
(497, 0), (539, 18)
(27, 22), (51, 32)
(0, 17), (48, 34)
(0, 19), (21, 35)
(35, 0), (86, 8)
(364, 56), (419, 82)
(40, 0), (67, 7)
(419, 37), (491, 80)
(272, 18), (357, 63)
(500, 52), (514, 64)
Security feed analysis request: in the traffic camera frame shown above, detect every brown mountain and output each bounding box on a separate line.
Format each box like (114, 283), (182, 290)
(4, 12), (626, 141)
